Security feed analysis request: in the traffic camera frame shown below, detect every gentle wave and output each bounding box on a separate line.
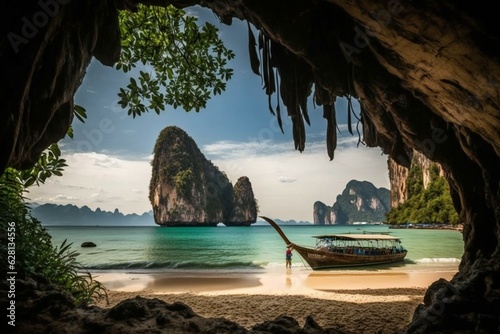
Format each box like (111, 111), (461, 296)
(415, 258), (461, 263)
(263, 261), (306, 268)
(86, 260), (265, 270)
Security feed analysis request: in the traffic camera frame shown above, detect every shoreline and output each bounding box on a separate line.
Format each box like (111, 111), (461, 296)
(94, 267), (457, 333)
(388, 224), (463, 231)
(93, 266), (458, 295)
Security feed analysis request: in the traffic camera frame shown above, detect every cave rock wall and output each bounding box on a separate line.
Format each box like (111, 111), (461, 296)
(1, 0), (120, 170)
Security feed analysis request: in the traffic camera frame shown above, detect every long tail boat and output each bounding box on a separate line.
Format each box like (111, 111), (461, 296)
(261, 216), (407, 270)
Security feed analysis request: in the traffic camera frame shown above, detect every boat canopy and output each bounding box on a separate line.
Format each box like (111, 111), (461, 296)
(311, 234), (401, 241)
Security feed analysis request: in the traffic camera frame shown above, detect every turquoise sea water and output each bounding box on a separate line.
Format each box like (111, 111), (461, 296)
(45, 224), (464, 274)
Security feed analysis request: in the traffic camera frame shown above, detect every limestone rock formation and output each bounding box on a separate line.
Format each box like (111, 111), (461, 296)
(1, 1), (499, 332)
(389, 150), (445, 208)
(313, 201), (332, 225)
(149, 126), (257, 226)
(330, 201), (350, 226)
(314, 180), (390, 224)
(226, 176), (258, 226)
(388, 158), (409, 209)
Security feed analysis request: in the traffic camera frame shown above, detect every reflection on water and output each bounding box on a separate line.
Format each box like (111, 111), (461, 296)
(285, 268), (292, 288)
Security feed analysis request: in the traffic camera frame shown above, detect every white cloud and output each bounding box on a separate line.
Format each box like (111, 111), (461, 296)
(279, 176), (297, 183)
(51, 194), (79, 201)
(90, 193), (105, 203)
(27, 152), (152, 215)
(88, 153), (120, 168)
(203, 140), (289, 159)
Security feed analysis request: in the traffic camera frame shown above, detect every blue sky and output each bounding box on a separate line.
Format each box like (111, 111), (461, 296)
(27, 7), (390, 222)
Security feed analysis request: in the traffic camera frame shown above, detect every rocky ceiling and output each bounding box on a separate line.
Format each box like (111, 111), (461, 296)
(1, 0), (499, 331)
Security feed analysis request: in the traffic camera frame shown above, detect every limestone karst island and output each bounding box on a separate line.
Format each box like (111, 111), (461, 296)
(149, 126), (258, 226)
(314, 180), (390, 225)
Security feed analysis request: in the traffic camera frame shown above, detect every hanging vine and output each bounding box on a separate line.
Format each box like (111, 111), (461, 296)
(246, 22), (364, 158)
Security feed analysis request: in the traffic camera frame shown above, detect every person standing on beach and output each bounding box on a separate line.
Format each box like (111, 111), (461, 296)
(285, 246), (293, 268)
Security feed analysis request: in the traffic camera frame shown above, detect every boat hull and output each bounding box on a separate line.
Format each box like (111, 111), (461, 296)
(293, 245), (407, 269)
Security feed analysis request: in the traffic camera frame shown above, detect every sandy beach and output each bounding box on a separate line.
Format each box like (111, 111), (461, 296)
(94, 267), (457, 333)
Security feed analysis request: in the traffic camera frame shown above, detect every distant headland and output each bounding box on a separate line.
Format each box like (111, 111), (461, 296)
(29, 203), (154, 226)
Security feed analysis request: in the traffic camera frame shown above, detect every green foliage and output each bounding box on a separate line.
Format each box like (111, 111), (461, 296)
(386, 163), (459, 225)
(66, 104), (87, 140)
(150, 127), (205, 202)
(73, 104), (87, 124)
(0, 169), (26, 224)
(18, 143), (67, 188)
(116, 5), (235, 116)
(18, 103), (85, 187)
(407, 165), (423, 198)
(173, 168), (194, 199)
(0, 169), (107, 306)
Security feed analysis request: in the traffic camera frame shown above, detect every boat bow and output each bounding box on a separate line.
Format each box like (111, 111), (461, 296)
(260, 216), (294, 247)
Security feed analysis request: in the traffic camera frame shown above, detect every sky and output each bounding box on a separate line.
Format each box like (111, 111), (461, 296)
(27, 7), (390, 223)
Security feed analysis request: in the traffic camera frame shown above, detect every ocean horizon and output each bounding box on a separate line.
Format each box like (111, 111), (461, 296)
(45, 224), (464, 274)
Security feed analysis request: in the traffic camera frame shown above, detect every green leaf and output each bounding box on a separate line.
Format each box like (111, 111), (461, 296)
(66, 126), (74, 139)
(73, 105), (87, 123)
(116, 5), (233, 115)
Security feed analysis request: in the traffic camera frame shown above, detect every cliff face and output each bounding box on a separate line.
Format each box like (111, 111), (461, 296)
(313, 201), (332, 225)
(388, 158), (409, 208)
(314, 180), (390, 224)
(226, 176), (258, 226)
(149, 126), (257, 226)
(389, 150), (445, 208)
(330, 201), (349, 225)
